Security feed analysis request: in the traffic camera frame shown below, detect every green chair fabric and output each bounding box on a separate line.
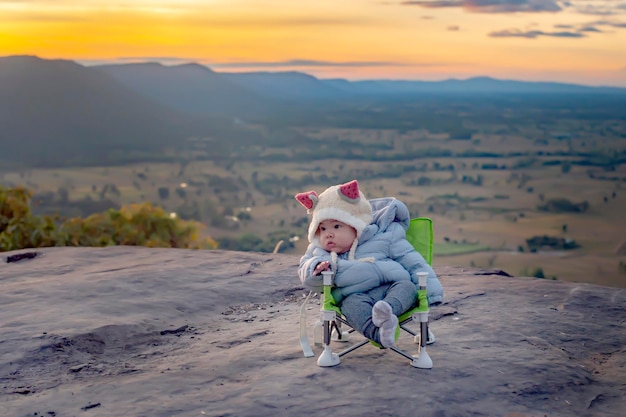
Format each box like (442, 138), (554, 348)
(406, 217), (433, 265)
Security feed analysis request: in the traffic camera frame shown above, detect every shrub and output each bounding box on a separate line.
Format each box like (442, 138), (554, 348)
(1, 186), (59, 251)
(158, 187), (170, 200)
(526, 235), (580, 251)
(0, 186), (217, 251)
(58, 203), (217, 249)
(532, 267), (545, 279)
(521, 266), (546, 279)
(538, 198), (589, 213)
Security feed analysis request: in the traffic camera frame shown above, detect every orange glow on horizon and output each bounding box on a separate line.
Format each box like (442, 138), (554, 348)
(1, 0), (625, 87)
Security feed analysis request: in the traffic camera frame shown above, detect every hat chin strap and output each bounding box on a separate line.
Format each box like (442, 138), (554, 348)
(332, 238), (372, 272)
(330, 251), (338, 272)
(348, 238), (358, 260)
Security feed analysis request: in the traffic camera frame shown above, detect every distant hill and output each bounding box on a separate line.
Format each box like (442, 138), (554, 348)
(0, 56), (254, 168)
(2, 55), (626, 169)
(223, 71), (350, 101)
(323, 76), (626, 95)
(94, 62), (275, 118)
(89, 59), (626, 112)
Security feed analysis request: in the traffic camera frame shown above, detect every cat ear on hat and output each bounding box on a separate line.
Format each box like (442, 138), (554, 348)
(295, 191), (319, 212)
(337, 179), (361, 203)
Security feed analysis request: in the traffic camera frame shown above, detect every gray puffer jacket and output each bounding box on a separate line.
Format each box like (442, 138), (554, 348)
(298, 197), (444, 305)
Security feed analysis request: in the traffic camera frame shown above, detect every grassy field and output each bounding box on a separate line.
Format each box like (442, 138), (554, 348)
(2, 125), (625, 289)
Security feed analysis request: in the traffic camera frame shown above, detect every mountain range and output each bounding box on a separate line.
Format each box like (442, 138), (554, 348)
(1, 55), (625, 168)
(94, 59), (626, 110)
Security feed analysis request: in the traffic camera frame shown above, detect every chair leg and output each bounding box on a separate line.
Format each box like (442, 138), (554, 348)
(411, 314), (433, 369)
(427, 327), (436, 345)
(313, 319), (323, 346)
(412, 323), (435, 345)
(410, 273), (434, 368)
(317, 311), (340, 367)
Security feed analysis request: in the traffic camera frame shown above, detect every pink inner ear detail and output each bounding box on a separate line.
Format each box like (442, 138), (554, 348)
(339, 180), (360, 201)
(295, 191), (318, 210)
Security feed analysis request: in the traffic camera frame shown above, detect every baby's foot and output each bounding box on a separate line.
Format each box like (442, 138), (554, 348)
(372, 300), (393, 327)
(372, 301), (398, 348)
(379, 314), (398, 348)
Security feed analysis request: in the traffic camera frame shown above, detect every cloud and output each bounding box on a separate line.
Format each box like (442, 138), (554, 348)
(399, 0), (626, 15)
(209, 59), (408, 69)
(488, 29), (585, 38)
(572, 1), (626, 16)
(78, 57), (195, 67)
(184, 15), (374, 28)
(447, 25), (460, 30)
(401, 1), (626, 39)
(400, 0), (562, 13)
(592, 19), (626, 29)
(578, 25), (603, 33)
(401, 0), (462, 8)
(77, 58), (448, 71)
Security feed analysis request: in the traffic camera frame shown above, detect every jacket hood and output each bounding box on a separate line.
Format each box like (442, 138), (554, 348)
(360, 197), (410, 242)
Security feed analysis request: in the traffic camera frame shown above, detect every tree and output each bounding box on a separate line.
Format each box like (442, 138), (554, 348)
(0, 186), (57, 251)
(0, 186), (217, 251)
(158, 187), (170, 200)
(561, 161), (572, 174)
(532, 267), (545, 279)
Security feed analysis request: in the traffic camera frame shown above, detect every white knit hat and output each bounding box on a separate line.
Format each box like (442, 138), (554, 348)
(295, 179), (373, 244)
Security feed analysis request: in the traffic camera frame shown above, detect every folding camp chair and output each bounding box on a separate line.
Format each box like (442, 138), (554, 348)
(299, 217), (436, 368)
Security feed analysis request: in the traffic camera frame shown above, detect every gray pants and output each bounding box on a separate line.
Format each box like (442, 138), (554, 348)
(339, 280), (417, 345)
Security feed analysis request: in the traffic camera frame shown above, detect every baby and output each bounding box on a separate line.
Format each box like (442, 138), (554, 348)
(296, 180), (443, 347)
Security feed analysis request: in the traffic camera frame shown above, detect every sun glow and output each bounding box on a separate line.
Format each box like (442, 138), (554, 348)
(1, 0), (625, 86)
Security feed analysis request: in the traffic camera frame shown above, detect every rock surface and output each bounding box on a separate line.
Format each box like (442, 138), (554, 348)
(0, 246), (624, 417)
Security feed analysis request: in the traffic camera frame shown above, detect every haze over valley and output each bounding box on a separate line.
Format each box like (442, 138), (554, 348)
(1, 55), (625, 289)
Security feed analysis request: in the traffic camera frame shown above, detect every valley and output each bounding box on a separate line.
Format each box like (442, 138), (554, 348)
(1, 55), (625, 289)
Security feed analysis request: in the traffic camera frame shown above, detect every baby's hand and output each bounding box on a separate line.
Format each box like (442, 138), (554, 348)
(314, 261), (331, 275)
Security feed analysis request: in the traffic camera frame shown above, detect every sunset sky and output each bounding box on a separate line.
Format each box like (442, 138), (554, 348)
(1, 0), (626, 87)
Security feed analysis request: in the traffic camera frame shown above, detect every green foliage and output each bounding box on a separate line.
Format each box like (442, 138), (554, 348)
(236, 211), (252, 221)
(447, 127), (475, 140)
(158, 187), (170, 200)
(532, 267), (545, 279)
(58, 203), (217, 249)
(461, 174), (483, 186)
(175, 187), (186, 199)
(526, 235), (580, 251)
(0, 186), (217, 251)
(538, 198), (589, 213)
(216, 230), (295, 253)
(561, 161), (572, 174)
(520, 266), (546, 279)
(0, 186), (58, 251)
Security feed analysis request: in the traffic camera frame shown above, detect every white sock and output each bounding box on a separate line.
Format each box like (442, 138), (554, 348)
(372, 301), (398, 348)
(372, 300), (393, 327)
(379, 314), (398, 348)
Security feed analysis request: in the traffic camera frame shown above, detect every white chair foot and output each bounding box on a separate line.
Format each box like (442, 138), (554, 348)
(411, 347), (433, 369)
(317, 345), (341, 367)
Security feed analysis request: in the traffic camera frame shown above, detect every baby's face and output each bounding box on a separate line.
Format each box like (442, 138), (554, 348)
(318, 219), (357, 254)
